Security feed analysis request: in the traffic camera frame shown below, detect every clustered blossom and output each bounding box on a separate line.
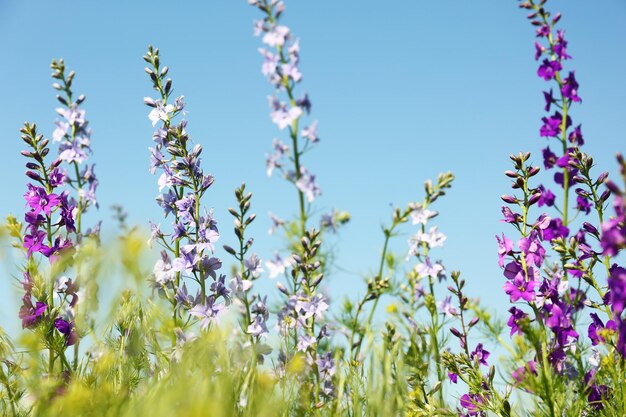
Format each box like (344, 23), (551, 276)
(250, 0), (340, 400)
(252, 0), (322, 205)
(51, 59), (99, 220)
(529, 3), (591, 214)
(490, 3), (625, 412)
(498, 156), (584, 373)
(144, 46), (229, 332)
(19, 120), (82, 349)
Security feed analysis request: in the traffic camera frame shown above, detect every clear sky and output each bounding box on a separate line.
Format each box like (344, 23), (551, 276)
(0, 1), (625, 334)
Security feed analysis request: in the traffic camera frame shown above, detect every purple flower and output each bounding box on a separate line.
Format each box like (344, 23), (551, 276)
(537, 185), (555, 207)
(542, 147), (557, 169)
(508, 307), (528, 336)
(518, 231), (546, 267)
(561, 71), (581, 102)
(588, 312), (616, 346)
(496, 233), (513, 267)
(554, 30), (572, 60)
(543, 88), (555, 112)
(501, 206), (521, 224)
(537, 59), (562, 81)
(568, 124), (584, 145)
(23, 230), (50, 258)
(504, 273), (537, 303)
(543, 218), (569, 241)
(601, 217), (625, 256)
(512, 360), (537, 384)
(536, 24), (550, 37)
(459, 393), (485, 416)
(448, 372), (458, 384)
(24, 185), (61, 216)
(608, 265), (626, 316)
(471, 343), (490, 366)
(534, 41), (545, 60)
(540, 112), (567, 137)
(19, 299), (47, 328)
(54, 318), (78, 346)
(576, 195), (592, 215)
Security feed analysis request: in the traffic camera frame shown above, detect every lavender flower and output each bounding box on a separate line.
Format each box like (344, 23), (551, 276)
(143, 46), (228, 338)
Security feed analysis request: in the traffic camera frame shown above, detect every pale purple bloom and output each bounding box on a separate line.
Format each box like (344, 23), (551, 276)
(247, 315), (269, 337)
(58, 140), (88, 164)
(259, 48), (279, 77)
(265, 252), (288, 278)
(146, 98), (175, 127)
(268, 96), (302, 130)
(301, 120), (319, 143)
(437, 295), (458, 317)
(409, 226), (446, 256)
(409, 206), (435, 225)
(268, 211), (285, 235)
(153, 257), (175, 285)
(56, 104), (86, 126)
(281, 62), (302, 82)
(244, 254), (264, 278)
(229, 275), (252, 300)
(52, 120), (70, 142)
(415, 257), (445, 281)
(297, 335), (316, 352)
(262, 25), (289, 47)
(295, 168), (321, 202)
(296, 294), (328, 320)
(190, 297), (224, 330)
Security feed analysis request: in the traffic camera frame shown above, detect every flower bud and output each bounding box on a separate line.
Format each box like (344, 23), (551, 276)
(222, 245), (237, 256)
(501, 195), (517, 204)
(528, 193), (542, 205)
(25, 171), (41, 181)
(595, 172), (609, 185)
(528, 166), (540, 177)
(605, 181), (621, 196)
(276, 282), (289, 295)
(469, 317), (479, 327)
(582, 222), (599, 236)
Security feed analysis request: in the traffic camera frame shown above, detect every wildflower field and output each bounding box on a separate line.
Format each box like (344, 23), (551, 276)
(0, 1), (625, 416)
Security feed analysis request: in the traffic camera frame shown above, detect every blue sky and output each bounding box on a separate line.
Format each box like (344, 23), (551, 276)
(0, 1), (625, 334)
